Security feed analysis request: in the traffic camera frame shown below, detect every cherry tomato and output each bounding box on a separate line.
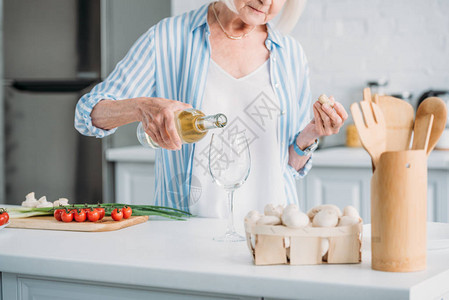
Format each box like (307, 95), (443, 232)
(95, 207), (105, 220)
(111, 208), (123, 221)
(74, 209), (87, 222)
(0, 210), (8, 226)
(87, 210), (100, 222)
(2, 210), (9, 224)
(122, 206), (132, 219)
(54, 209), (64, 221)
(61, 210), (74, 222)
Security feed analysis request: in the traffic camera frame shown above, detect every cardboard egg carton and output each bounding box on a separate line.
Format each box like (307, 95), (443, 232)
(244, 220), (362, 265)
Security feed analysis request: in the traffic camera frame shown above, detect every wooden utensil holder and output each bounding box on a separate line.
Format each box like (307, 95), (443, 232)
(371, 150), (427, 272)
(244, 221), (362, 266)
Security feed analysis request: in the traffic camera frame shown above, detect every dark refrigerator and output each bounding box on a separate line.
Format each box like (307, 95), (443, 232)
(3, 0), (102, 205)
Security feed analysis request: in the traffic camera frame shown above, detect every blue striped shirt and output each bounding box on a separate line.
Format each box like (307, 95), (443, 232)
(74, 3), (313, 212)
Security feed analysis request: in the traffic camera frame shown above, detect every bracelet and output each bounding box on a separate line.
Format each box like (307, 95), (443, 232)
(293, 132), (319, 156)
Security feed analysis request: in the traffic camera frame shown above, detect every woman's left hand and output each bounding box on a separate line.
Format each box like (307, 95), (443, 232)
(311, 96), (348, 137)
(289, 96), (348, 170)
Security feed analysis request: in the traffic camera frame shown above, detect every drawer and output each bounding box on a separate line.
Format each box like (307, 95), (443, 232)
(2, 273), (258, 300)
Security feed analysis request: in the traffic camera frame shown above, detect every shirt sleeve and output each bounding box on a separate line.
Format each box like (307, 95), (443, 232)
(288, 40), (313, 179)
(74, 26), (157, 138)
(287, 155), (313, 179)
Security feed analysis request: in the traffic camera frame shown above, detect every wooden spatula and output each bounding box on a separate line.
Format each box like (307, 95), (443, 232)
(363, 88), (414, 151)
(350, 100), (386, 169)
(415, 97), (447, 156)
(412, 113), (434, 153)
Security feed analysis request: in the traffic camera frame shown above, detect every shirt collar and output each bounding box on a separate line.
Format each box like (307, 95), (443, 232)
(189, 3), (284, 48)
(189, 4), (210, 32)
(266, 23), (284, 48)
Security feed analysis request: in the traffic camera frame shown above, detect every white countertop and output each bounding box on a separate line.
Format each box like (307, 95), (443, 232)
(1, 218), (449, 299)
(313, 147), (449, 169)
(105, 145), (449, 169)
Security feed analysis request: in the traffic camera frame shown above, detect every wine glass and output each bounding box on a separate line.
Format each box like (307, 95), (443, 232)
(209, 131), (251, 242)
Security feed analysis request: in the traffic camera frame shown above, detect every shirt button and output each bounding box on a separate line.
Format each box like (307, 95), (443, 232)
(282, 142), (286, 147)
(280, 110), (286, 115)
(272, 57), (277, 62)
(275, 83), (280, 88)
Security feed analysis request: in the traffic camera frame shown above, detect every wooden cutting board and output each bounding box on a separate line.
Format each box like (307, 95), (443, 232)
(8, 215), (149, 232)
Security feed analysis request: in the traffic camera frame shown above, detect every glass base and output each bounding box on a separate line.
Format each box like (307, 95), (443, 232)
(213, 231), (246, 242)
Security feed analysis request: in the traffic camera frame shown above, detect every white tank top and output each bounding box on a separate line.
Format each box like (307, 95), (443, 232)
(189, 59), (287, 222)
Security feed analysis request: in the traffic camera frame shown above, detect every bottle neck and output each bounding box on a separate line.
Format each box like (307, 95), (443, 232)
(195, 113), (227, 132)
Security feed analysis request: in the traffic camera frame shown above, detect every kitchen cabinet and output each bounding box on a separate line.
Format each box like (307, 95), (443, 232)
(427, 170), (449, 222)
(105, 147), (156, 205)
(114, 162), (155, 205)
(106, 146), (449, 222)
(300, 167), (372, 221)
(1, 273), (257, 300)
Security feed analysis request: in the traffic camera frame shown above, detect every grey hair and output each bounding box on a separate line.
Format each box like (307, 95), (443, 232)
(220, 0), (307, 35)
(276, 0), (307, 34)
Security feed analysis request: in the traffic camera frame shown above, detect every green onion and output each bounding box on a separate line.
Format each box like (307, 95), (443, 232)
(1, 204), (192, 220)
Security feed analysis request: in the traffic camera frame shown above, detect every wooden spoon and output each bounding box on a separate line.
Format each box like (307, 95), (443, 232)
(363, 88), (414, 151)
(414, 97), (447, 156)
(412, 113), (434, 153)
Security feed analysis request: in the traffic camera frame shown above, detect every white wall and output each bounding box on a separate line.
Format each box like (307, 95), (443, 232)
(172, 0), (449, 146)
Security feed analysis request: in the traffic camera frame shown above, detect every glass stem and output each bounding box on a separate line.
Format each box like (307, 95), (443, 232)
(226, 189), (236, 234)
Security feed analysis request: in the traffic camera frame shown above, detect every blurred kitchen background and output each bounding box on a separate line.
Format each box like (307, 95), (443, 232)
(0, 0), (448, 221)
(1, 0), (170, 205)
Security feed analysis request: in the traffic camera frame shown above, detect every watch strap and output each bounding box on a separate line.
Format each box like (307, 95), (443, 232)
(293, 132), (319, 156)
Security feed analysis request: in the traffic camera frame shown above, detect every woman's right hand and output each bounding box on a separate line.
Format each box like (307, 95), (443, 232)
(136, 97), (192, 150)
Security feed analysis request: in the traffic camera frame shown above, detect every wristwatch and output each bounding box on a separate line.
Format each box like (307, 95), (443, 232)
(293, 133), (319, 156)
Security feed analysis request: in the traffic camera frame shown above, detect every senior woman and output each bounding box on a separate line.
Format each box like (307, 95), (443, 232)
(75, 0), (348, 220)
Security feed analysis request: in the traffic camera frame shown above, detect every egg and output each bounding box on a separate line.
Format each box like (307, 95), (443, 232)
(343, 205), (360, 219)
(245, 210), (262, 224)
(256, 215), (282, 226)
(264, 204), (283, 218)
(312, 210), (339, 227)
(283, 204), (299, 215)
(281, 210), (309, 229)
(307, 204), (342, 220)
(337, 215), (360, 227)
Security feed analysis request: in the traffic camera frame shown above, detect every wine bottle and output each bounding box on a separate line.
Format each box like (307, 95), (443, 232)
(137, 109), (227, 149)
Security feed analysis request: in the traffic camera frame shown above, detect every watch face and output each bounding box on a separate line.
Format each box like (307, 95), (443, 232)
(305, 141), (318, 154)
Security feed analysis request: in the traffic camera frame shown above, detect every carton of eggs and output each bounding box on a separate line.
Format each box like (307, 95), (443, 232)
(245, 204), (311, 229)
(244, 203), (363, 266)
(245, 203), (361, 229)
